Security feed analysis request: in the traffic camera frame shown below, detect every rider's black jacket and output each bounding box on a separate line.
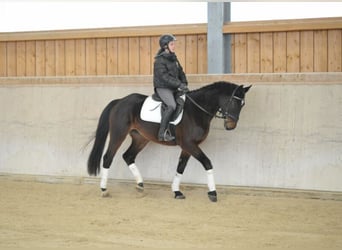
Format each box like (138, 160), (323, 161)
(153, 51), (187, 91)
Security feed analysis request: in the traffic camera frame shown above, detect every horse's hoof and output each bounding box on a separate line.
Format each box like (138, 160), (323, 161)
(208, 191), (217, 202)
(174, 191), (186, 199)
(101, 189), (111, 198)
(136, 182), (144, 192)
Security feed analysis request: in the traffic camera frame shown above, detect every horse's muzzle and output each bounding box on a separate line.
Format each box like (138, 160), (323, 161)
(224, 117), (237, 130)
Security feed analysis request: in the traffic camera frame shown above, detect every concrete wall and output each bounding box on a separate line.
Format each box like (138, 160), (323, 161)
(0, 74), (341, 192)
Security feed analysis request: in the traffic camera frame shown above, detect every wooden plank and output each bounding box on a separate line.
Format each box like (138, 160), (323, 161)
(107, 38), (118, 75)
(85, 38), (96, 75)
(16, 41), (26, 76)
(0, 23), (208, 42)
(139, 37), (151, 75)
(0, 42), (6, 76)
(65, 40), (75, 76)
(35, 41), (45, 76)
(175, 35), (186, 72)
(96, 38), (107, 75)
(314, 30), (328, 72)
(234, 33), (247, 73)
(6, 42), (16, 76)
(197, 34), (207, 74)
(56, 40), (65, 76)
(185, 35), (198, 74)
(247, 33), (260, 73)
(300, 31), (314, 72)
(260, 32), (273, 73)
(25, 41), (36, 76)
(117, 37), (129, 75)
(128, 37), (139, 75)
(328, 30), (342, 72)
(231, 35), (236, 73)
(45, 40), (56, 76)
(150, 36), (159, 73)
(223, 17), (342, 34)
(273, 32), (287, 72)
(75, 39), (86, 75)
(286, 32), (300, 73)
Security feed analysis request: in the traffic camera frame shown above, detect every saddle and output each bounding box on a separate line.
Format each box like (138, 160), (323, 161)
(140, 93), (185, 125)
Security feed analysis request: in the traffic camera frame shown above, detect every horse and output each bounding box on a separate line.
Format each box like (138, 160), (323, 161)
(87, 81), (251, 202)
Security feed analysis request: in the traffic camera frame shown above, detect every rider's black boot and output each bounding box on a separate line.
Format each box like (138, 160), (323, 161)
(158, 108), (175, 141)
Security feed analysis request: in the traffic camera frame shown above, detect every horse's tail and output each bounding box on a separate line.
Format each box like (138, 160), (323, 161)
(87, 99), (119, 176)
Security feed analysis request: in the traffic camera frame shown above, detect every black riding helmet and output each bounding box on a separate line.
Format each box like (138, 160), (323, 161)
(159, 34), (177, 49)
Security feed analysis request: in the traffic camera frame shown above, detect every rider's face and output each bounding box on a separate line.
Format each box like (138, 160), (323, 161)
(168, 41), (176, 53)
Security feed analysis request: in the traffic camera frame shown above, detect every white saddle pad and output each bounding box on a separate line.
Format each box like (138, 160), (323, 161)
(140, 96), (185, 125)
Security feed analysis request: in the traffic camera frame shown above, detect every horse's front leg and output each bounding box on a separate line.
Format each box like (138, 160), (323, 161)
(172, 151), (190, 199)
(183, 145), (217, 202)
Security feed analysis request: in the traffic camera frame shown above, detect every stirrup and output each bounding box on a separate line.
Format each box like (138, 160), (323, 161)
(159, 130), (175, 141)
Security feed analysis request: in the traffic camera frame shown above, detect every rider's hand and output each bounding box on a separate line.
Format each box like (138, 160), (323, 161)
(178, 83), (189, 93)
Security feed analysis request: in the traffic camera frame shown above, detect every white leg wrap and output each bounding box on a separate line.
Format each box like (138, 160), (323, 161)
(207, 169), (216, 192)
(129, 163), (143, 184)
(172, 173), (183, 192)
(100, 168), (109, 190)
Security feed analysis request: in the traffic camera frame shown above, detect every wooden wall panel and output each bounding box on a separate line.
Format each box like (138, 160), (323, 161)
(175, 35), (186, 72)
(45, 40), (56, 76)
(313, 31), (328, 72)
(247, 33), (260, 73)
(35, 41), (45, 76)
(273, 32), (287, 72)
(0, 42), (6, 76)
(129, 37), (140, 75)
(107, 38), (118, 75)
(85, 39), (96, 75)
(300, 31), (314, 72)
(117, 38), (129, 75)
(185, 35), (198, 74)
(26, 41), (36, 76)
(75, 39), (86, 75)
(56, 40), (65, 76)
(234, 34), (247, 73)
(150, 36), (159, 74)
(16, 42), (26, 76)
(65, 40), (75, 75)
(197, 34), (207, 74)
(7, 42), (16, 76)
(0, 19), (340, 77)
(286, 32), (300, 72)
(260, 33), (273, 73)
(328, 30), (342, 72)
(139, 37), (151, 75)
(96, 38), (107, 75)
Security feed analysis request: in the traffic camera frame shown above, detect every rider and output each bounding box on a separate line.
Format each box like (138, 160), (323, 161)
(153, 34), (189, 141)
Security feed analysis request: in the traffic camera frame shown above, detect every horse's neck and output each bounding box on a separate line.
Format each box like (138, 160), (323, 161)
(190, 91), (220, 116)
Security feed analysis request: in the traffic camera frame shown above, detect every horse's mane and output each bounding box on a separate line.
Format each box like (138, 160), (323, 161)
(190, 81), (237, 96)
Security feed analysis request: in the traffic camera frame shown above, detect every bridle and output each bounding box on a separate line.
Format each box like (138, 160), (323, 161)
(185, 85), (244, 121)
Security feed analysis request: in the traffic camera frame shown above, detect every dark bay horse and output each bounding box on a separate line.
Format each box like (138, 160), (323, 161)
(87, 81), (251, 202)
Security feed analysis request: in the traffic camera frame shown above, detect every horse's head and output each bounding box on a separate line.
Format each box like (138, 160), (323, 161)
(219, 85), (251, 130)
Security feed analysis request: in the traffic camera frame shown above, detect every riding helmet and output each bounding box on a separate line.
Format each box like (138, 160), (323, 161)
(159, 34), (177, 49)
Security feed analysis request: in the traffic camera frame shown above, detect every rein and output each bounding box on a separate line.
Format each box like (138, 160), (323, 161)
(185, 94), (225, 119)
(185, 85), (241, 120)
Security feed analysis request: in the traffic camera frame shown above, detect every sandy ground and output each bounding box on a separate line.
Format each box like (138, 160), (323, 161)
(0, 177), (341, 249)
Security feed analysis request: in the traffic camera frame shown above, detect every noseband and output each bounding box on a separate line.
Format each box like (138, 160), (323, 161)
(186, 85), (244, 121)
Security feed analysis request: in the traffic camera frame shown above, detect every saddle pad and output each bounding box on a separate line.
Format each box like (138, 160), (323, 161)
(140, 96), (184, 125)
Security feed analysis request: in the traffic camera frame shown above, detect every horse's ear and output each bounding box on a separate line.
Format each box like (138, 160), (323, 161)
(243, 85), (252, 93)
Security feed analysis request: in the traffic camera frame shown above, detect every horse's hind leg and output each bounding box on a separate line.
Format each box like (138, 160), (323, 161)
(123, 130), (149, 192)
(172, 150), (190, 199)
(100, 125), (129, 196)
